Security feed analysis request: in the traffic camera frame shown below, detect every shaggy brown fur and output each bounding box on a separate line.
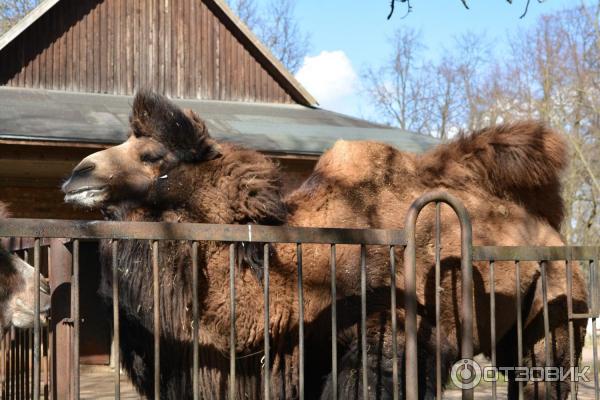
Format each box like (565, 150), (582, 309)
(419, 123), (567, 229)
(62, 91), (587, 400)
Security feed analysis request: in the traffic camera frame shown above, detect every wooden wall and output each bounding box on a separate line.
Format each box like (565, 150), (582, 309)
(0, 0), (296, 103)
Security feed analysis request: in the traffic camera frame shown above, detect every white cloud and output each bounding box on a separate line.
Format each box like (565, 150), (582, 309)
(295, 50), (359, 116)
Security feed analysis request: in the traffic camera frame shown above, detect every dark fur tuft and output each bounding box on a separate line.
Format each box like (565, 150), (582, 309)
(130, 90), (220, 162)
(418, 121), (567, 229)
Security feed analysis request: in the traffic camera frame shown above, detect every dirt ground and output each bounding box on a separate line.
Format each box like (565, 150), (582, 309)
(79, 340), (598, 399)
(444, 338), (598, 399)
(80, 365), (141, 400)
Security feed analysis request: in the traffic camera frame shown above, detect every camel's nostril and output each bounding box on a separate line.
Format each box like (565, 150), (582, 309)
(73, 160), (96, 176)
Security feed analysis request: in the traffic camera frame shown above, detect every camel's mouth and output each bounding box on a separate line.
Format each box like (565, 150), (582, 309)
(64, 186), (108, 208)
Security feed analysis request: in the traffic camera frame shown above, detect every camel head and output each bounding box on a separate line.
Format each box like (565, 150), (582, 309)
(0, 251), (51, 332)
(62, 90), (221, 211)
(0, 204), (51, 333)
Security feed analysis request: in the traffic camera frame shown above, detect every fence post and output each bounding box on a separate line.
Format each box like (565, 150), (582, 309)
(49, 239), (73, 400)
(404, 190), (474, 400)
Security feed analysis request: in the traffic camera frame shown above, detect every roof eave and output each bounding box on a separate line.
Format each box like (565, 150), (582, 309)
(0, 0), (61, 51)
(209, 0), (318, 107)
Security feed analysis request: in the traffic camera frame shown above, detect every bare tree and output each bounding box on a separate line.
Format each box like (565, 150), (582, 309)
(0, 0), (40, 34)
(362, 30), (490, 138)
(428, 58), (462, 140)
(367, 2), (600, 244)
(228, 0), (310, 73)
(228, 0), (260, 31)
(259, 0), (309, 73)
(362, 29), (435, 134)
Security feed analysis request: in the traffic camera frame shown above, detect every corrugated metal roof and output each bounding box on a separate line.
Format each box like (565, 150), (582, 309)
(0, 87), (439, 155)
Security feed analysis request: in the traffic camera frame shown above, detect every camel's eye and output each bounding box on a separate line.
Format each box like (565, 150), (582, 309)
(140, 152), (163, 163)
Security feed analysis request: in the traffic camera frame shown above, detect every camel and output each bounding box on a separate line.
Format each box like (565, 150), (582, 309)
(0, 202), (51, 336)
(62, 90), (587, 399)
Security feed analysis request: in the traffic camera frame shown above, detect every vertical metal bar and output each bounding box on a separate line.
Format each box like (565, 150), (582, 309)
(404, 229), (418, 400)
(25, 329), (30, 400)
(16, 328), (20, 400)
(49, 239), (72, 400)
(44, 326), (50, 400)
(112, 240), (120, 400)
(360, 245), (368, 400)
(15, 329), (19, 400)
(490, 260), (496, 400)
(591, 257), (598, 317)
(72, 239), (80, 400)
(229, 243), (236, 400)
(33, 238), (40, 400)
(592, 316), (598, 400)
(297, 243), (305, 400)
(192, 242), (199, 400)
(25, 329), (33, 399)
(2, 331), (5, 400)
(263, 243), (270, 400)
(331, 244), (338, 400)
(590, 257), (599, 400)
(390, 246), (398, 400)
(1, 329), (4, 399)
(435, 202), (442, 400)
(516, 261), (523, 400)
(566, 259), (576, 398)
(20, 330), (27, 398)
(152, 240), (160, 400)
(46, 307), (51, 398)
(540, 261), (552, 399)
(461, 237), (473, 400)
(9, 327), (13, 400)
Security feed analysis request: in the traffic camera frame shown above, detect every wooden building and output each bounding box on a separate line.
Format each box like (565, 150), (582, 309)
(0, 0), (437, 366)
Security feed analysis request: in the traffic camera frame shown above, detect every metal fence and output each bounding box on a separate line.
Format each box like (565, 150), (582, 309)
(0, 191), (597, 399)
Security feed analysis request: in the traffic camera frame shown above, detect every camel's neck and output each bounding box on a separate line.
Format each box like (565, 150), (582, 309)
(194, 343), (298, 400)
(100, 235), (295, 350)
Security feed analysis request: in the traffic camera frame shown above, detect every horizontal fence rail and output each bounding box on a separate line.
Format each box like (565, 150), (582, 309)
(474, 246), (600, 261)
(0, 219), (407, 245)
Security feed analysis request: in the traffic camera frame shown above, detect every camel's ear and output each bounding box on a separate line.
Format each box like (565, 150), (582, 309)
(184, 109), (222, 161)
(130, 90), (221, 162)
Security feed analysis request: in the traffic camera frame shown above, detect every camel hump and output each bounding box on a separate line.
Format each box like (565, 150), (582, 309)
(418, 121), (568, 229)
(314, 140), (415, 185)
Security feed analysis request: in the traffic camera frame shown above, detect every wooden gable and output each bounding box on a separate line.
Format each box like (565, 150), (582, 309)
(0, 0), (315, 105)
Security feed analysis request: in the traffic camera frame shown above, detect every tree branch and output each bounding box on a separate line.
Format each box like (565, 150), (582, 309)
(566, 134), (600, 196)
(385, 0), (546, 19)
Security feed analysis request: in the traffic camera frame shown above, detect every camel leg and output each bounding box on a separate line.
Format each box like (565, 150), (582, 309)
(496, 299), (587, 400)
(519, 300), (587, 400)
(319, 316), (455, 400)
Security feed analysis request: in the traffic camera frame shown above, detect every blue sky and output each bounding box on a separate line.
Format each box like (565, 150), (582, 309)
(262, 0), (585, 120)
